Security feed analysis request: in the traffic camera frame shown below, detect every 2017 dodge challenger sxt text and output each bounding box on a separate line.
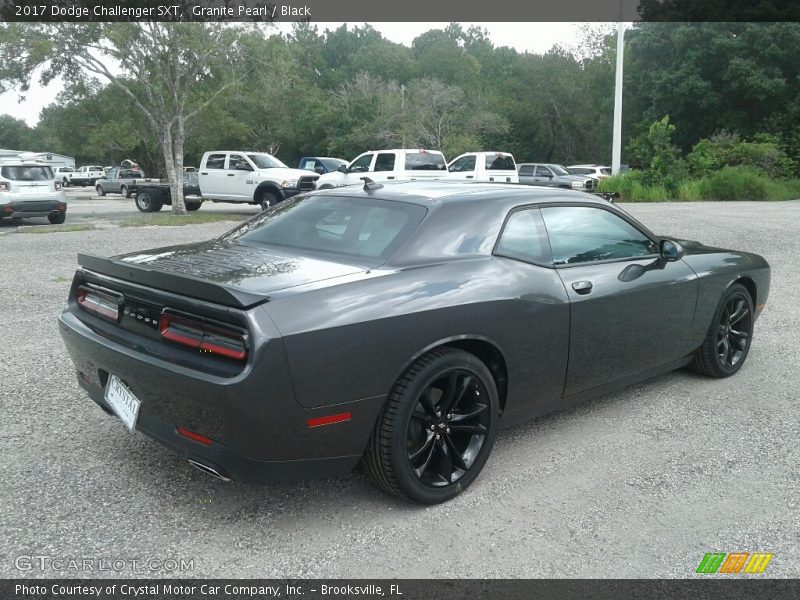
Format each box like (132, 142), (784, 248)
(58, 181), (770, 504)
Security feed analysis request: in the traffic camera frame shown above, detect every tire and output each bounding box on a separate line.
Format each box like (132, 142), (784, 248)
(257, 189), (279, 211)
(120, 185), (130, 198)
(48, 212), (66, 225)
(96, 185), (105, 197)
(691, 283), (755, 378)
(135, 191), (162, 213)
(185, 201), (201, 212)
(364, 347), (499, 504)
(62, 178), (69, 187)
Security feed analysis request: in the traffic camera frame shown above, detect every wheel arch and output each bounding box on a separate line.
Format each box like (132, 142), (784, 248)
(392, 335), (509, 415)
(732, 275), (757, 307)
(252, 182), (282, 203)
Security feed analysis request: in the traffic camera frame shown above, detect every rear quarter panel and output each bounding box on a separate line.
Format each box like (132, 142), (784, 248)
(263, 258), (571, 418)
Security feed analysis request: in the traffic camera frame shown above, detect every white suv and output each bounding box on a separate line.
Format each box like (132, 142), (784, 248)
(566, 164), (612, 179)
(0, 161), (68, 224)
(316, 149), (448, 188)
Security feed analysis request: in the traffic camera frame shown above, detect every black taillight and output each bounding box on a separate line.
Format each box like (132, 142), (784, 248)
(159, 311), (247, 361)
(76, 284), (122, 322)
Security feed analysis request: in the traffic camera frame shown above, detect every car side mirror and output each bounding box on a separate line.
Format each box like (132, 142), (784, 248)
(660, 239), (685, 262)
(338, 165), (348, 173)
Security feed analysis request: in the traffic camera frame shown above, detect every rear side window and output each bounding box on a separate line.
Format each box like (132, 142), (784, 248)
(1, 166), (53, 181)
(518, 165), (534, 177)
(568, 168), (592, 175)
(205, 154), (226, 169)
(229, 196), (426, 260)
(485, 154), (515, 170)
(374, 153), (396, 172)
(405, 152), (446, 171)
(495, 208), (551, 265)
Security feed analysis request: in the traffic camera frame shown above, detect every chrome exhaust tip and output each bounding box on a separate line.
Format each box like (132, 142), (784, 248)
(187, 459), (231, 482)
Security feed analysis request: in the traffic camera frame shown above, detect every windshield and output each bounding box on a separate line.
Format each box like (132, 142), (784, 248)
(247, 153), (288, 169)
(1, 166), (53, 181)
(321, 158), (347, 171)
(225, 195), (426, 260)
(550, 165), (570, 176)
(404, 152), (447, 171)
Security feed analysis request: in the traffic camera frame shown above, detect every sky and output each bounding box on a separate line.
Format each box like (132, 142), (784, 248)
(0, 22), (591, 127)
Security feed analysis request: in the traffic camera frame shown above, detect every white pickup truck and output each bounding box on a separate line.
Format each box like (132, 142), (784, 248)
(67, 165), (106, 187)
(447, 151), (519, 183)
(198, 151), (319, 210)
(316, 149), (448, 188)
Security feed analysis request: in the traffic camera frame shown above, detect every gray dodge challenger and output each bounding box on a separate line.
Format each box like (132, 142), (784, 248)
(59, 181), (770, 504)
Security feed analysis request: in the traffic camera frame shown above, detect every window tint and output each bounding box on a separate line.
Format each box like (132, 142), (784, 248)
(568, 167), (592, 175)
(349, 153), (373, 173)
(374, 153), (396, 172)
(206, 154), (226, 169)
(541, 206), (656, 265)
(534, 166), (552, 177)
(449, 155), (476, 172)
(495, 208), (551, 265)
(518, 165), (534, 177)
(228, 196), (425, 260)
(229, 154), (250, 170)
(405, 152), (446, 171)
(485, 153), (515, 170)
(1, 166), (53, 181)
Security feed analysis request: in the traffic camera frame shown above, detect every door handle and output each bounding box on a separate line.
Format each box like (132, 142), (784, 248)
(387, 176), (395, 180)
(200, 172), (208, 175)
(227, 173), (235, 177)
(466, 175), (474, 179)
(572, 281), (593, 295)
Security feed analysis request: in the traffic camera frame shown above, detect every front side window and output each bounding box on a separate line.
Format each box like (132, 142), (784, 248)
(534, 166), (552, 177)
(229, 154), (251, 170)
(449, 155), (476, 173)
(541, 206), (656, 265)
(495, 208), (551, 265)
(349, 153), (373, 173)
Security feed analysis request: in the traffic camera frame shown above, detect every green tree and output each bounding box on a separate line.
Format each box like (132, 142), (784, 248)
(0, 114), (34, 150)
(0, 23), (254, 213)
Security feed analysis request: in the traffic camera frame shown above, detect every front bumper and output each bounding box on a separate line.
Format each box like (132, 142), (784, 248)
(58, 309), (383, 482)
(0, 198), (66, 219)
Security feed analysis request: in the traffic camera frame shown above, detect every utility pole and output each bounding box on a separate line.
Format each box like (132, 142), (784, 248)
(612, 10), (625, 175)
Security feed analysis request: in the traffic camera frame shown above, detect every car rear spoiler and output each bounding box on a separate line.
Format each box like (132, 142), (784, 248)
(77, 253), (269, 309)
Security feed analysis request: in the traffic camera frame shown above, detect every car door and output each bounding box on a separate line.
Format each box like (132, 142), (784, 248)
(340, 152), (375, 186)
(106, 168), (120, 191)
(540, 204), (699, 396)
(199, 153), (230, 199)
(447, 155), (477, 180)
(518, 164), (535, 184)
(371, 152), (397, 182)
(226, 153), (255, 201)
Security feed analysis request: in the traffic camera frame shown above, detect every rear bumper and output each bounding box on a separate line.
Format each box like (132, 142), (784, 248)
(58, 309), (383, 482)
(0, 198), (66, 219)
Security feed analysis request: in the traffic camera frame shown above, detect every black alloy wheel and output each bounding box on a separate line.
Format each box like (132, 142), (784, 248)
(365, 347), (499, 504)
(692, 283), (755, 378)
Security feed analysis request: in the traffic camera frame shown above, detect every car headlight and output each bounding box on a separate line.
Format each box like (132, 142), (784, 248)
(280, 179), (298, 188)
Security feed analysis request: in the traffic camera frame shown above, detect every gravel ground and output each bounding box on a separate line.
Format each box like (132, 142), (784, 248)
(0, 200), (798, 579)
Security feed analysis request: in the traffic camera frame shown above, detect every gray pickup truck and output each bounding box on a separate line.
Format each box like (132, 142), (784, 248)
(95, 167), (157, 198)
(517, 163), (596, 192)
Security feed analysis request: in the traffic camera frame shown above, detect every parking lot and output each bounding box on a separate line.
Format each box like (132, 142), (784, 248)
(1, 197), (798, 578)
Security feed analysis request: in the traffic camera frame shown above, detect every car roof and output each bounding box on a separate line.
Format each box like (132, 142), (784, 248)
(312, 180), (609, 207)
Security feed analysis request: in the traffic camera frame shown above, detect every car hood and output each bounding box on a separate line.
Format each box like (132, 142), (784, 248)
(114, 239), (370, 298)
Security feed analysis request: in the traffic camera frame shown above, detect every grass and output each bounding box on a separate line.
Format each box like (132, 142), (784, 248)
(119, 213), (245, 227)
(20, 224), (96, 234)
(599, 168), (800, 202)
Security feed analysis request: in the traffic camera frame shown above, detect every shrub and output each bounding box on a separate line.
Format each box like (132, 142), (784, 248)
(696, 166), (769, 200)
(597, 172), (670, 202)
(687, 131), (795, 179)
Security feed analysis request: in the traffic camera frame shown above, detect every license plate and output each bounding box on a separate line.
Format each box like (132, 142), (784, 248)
(104, 375), (141, 431)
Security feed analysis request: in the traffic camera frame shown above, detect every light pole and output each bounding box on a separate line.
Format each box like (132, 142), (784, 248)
(611, 17), (625, 175)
